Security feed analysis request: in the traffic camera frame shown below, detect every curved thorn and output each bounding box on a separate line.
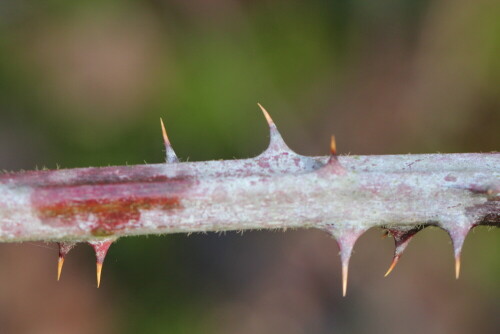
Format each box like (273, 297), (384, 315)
(257, 103), (292, 154)
(383, 226), (424, 277)
(257, 103), (274, 127)
(384, 241), (409, 277)
(384, 255), (400, 277)
(160, 118), (179, 164)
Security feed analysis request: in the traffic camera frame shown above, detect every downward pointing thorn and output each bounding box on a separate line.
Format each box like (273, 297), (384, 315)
(384, 255), (400, 277)
(96, 262), (103, 288)
(57, 242), (76, 282)
(323, 225), (366, 297)
(88, 239), (115, 288)
(342, 263), (348, 297)
(455, 254), (461, 280)
(444, 223), (471, 280)
(57, 257), (64, 281)
(383, 227), (424, 277)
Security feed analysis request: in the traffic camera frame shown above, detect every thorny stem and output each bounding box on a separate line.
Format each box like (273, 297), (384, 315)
(0, 105), (498, 292)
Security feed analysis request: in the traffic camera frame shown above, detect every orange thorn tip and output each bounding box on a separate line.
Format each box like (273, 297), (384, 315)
(257, 103), (275, 126)
(57, 257), (64, 281)
(160, 118), (171, 146)
(330, 135), (337, 155)
(455, 255), (461, 279)
(342, 263), (348, 297)
(96, 262), (103, 288)
(384, 256), (399, 277)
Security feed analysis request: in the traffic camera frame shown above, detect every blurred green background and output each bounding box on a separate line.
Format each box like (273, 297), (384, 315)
(0, 0), (499, 333)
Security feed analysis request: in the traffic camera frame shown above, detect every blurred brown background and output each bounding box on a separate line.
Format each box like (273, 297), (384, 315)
(0, 0), (499, 333)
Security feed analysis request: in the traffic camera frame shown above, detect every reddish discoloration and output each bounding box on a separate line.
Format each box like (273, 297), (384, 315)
(32, 175), (194, 235)
(387, 226), (425, 244)
(89, 239), (114, 263)
(317, 156), (347, 176)
(58, 242), (76, 257)
(444, 174), (457, 182)
(257, 159), (271, 169)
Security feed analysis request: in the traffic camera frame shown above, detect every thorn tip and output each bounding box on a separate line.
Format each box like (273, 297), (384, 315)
(96, 262), (103, 288)
(257, 103), (274, 127)
(455, 255), (461, 279)
(342, 263), (348, 297)
(160, 118), (179, 163)
(330, 135), (337, 156)
(160, 118), (170, 146)
(160, 117), (170, 145)
(384, 256), (399, 277)
(57, 257), (64, 281)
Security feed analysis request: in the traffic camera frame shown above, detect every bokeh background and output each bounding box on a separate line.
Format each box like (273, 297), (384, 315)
(0, 0), (499, 333)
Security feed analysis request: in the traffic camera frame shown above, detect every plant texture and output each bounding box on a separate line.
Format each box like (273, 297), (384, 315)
(0, 105), (498, 295)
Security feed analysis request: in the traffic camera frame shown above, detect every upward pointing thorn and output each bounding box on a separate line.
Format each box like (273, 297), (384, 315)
(258, 103), (275, 127)
(319, 134), (346, 175)
(330, 135), (337, 156)
(160, 118), (179, 164)
(257, 103), (292, 154)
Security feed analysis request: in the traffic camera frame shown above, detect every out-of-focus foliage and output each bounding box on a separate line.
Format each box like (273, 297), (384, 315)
(0, 1), (498, 333)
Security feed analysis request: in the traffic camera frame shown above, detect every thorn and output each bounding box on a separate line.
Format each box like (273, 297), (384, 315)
(443, 222), (471, 280)
(330, 135), (337, 156)
(57, 242), (76, 281)
(88, 239), (115, 288)
(57, 257), (64, 281)
(383, 226), (425, 277)
(257, 103), (274, 127)
(319, 135), (346, 175)
(96, 262), (103, 288)
(160, 118), (179, 163)
(342, 262), (348, 297)
(160, 118), (170, 145)
(322, 225), (366, 297)
(384, 255), (400, 277)
(256, 103), (292, 155)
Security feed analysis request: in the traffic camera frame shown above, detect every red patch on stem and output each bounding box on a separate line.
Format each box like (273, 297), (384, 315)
(32, 173), (194, 235)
